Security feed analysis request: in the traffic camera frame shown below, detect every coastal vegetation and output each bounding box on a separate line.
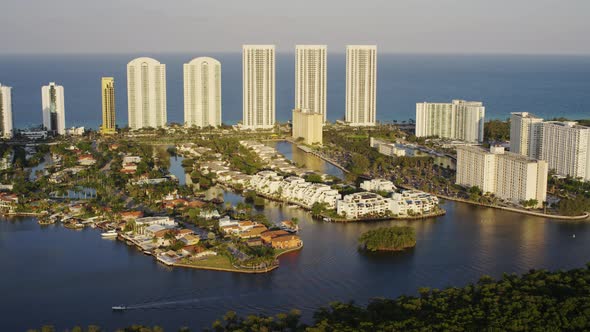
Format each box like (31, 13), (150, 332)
(358, 226), (416, 252)
(27, 263), (590, 331)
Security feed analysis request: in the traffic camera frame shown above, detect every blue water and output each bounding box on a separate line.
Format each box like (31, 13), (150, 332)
(0, 54), (589, 130)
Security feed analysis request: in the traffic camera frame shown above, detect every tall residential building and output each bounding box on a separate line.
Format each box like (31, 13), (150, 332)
(456, 145), (547, 207)
(295, 45), (327, 122)
(100, 77), (116, 134)
(242, 45), (275, 129)
(540, 121), (590, 181)
(183, 57), (222, 128)
(127, 57), (167, 130)
(0, 84), (13, 139)
(345, 45), (377, 126)
(509, 112), (543, 159)
(41, 82), (66, 135)
(292, 108), (323, 145)
(415, 100), (485, 143)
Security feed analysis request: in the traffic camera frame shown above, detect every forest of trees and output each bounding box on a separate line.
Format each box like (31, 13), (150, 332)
(358, 226), (416, 252)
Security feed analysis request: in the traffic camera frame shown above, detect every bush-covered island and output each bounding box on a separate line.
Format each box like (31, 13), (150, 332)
(359, 226), (416, 252)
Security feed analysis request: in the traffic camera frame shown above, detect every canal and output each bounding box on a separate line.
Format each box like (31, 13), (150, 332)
(1, 142), (589, 331)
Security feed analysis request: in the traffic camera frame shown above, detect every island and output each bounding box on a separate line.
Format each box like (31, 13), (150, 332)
(358, 226), (416, 252)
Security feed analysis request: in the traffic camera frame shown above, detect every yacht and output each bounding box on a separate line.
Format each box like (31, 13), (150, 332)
(101, 230), (118, 238)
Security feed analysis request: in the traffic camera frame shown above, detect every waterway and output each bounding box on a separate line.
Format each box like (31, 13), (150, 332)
(1, 143), (590, 331)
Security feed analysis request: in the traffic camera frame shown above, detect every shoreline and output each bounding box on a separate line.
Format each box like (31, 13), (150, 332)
(437, 193), (589, 221)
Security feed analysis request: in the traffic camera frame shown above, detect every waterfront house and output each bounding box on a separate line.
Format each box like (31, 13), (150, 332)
(144, 224), (167, 237)
(120, 211), (144, 221)
(260, 230), (289, 243)
(239, 225), (268, 239)
(270, 235), (303, 249)
(0, 193), (18, 212)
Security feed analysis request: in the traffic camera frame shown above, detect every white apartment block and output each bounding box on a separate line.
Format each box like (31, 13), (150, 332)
(243, 45), (275, 129)
(510, 112), (543, 159)
(456, 146), (547, 207)
(415, 100), (485, 143)
(183, 57), (222, 128)
(292, 108), (323, 145)
(127, 57), (167, 130)
(540, 121), (590, 181)
(345, 45), (377, 126)
(360, 179), (396, 193)
(41, 82), (66, 135)
(249, 171), (340, 208)
(337, 190), (438, 218)
(295, 45), (327, 122)
(0, 84), (14, 139)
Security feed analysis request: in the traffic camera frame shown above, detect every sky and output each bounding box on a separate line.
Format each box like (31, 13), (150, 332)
(1, 0), (589, 54)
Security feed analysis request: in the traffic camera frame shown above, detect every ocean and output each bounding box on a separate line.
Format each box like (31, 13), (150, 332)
(0, 53), (589, 130)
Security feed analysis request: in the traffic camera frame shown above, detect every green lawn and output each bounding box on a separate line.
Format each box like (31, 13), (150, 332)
(181, 255), (235, 270)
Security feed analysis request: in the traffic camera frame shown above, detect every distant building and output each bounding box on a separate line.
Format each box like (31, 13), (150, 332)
(415, 100), (485, 143)
(0, 84), (13, 139)
(510, 116), (590, 182)
(360, 179), (396, 193)
(127, 57), (167, 129)
(100, 77), (116, 134)
(183, 57), (222, 128)
(41, 82), (66, 135)
(295, 45), (327, 122)
(292, 108), (323, 145)
(509, 112), (543, 158)
(456, 146), (547, 207)
(345, 45), (377, 126)
(242, 45), (275, 129)
(540, 121), (590, 181)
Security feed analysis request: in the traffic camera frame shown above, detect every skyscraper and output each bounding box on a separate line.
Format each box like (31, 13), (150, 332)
(295, 45), (327, 122)
(101, 77), (116, 134)
(127, 57), (167, 130)
(456, 145), (547, 208)
(242, 45), (275, 129)
(183, 57), (222, 128)
(509, 112), (543, 159)
(415, 100), (485, 143)
(0, 84), (13, 139)
(41, 82), (66, 135)
(292, 108), (323, 145)
(540, 121), (590, 181)
(345, 45), (377, 126)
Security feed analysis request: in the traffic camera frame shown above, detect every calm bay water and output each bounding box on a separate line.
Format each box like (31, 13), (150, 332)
(0, 54), (589, 129)
(1, 144), (590, 331)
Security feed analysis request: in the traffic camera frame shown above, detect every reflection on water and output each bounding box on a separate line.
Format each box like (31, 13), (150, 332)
(267, 141), (345, 179)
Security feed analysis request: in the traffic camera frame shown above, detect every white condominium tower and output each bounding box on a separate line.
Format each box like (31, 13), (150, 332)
(295, 45), (327, 122)
(127, 57), (167, 130)
(415, 100), (485, 143)
(456, 146), (547, 207)
(183, 57), (222, 128)
(540, 121), (590, 181)
(345, 45), (377, 126)
(242, 45), (275, 129)
(41, 82), (66, 135)
(509, 112), (543, 159)
(0, 84), (14, 139)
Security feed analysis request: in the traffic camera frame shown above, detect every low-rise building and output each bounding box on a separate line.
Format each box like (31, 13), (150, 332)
(270, 235), (302, 249)
(360, 179), (396, 193)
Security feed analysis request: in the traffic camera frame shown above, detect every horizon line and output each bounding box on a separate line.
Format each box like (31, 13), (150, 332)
(1, 51), (590, 57)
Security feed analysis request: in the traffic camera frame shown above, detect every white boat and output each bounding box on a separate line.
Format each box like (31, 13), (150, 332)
(112, 305), (126, 311)
(101, 230), (118, 238)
